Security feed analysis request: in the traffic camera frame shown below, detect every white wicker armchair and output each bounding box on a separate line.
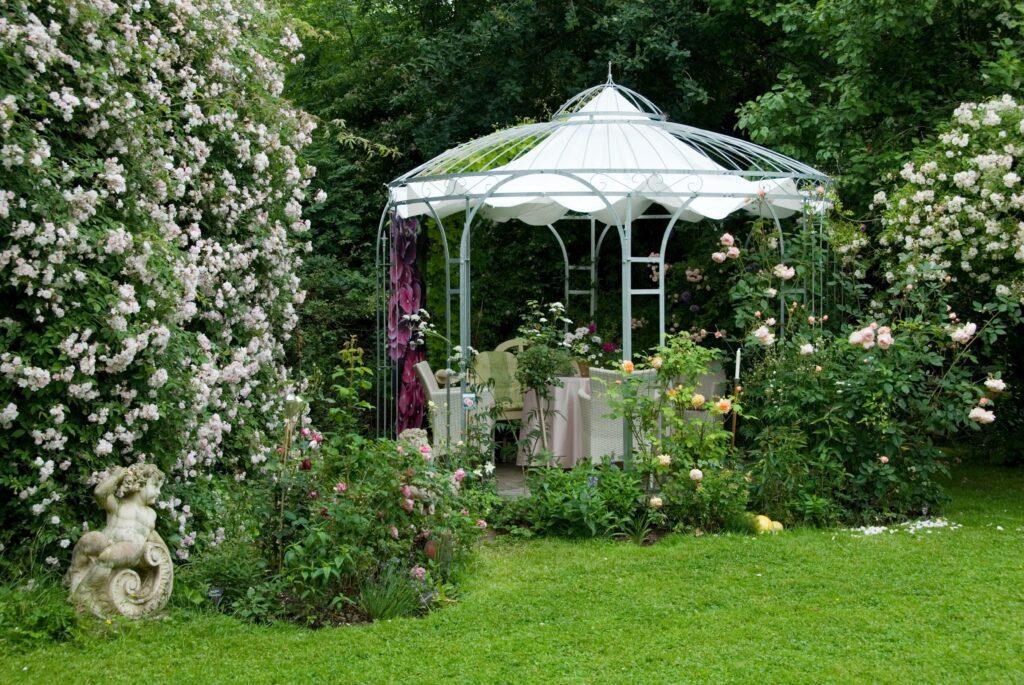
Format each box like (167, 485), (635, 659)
(577, 367), (658, 463)
(413, 360), (495, 455)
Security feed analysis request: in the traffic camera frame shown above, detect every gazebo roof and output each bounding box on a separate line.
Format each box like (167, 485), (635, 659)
(388, 80), (829, 226)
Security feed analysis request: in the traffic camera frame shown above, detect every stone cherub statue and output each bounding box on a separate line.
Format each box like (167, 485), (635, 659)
(66, 463), (174, 618)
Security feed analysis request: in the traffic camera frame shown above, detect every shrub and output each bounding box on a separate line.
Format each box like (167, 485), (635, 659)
(603, 333), (749, 531)
(0, 0), (316, 568)
(175, 348), (489, 627)
(737, 292), (1007, 523)
(878, 95), (1024, 306)
(745, 426), (844, 526)
(520, 463), (644, 537)
(656, 465), (750, 533)
(174, 538), (269, 611)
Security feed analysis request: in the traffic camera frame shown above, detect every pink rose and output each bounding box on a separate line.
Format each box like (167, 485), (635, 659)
(334, 482), (347, 493)
(726, 246), (740, 259)
(410, 566), (426, 581)
(453, 468), (466, 483)
(719, 232), (735, 247)
(879, 455), (889, 464)
(390, 525), (400, 539)
(400, 484), (412, 498)
(401, 498), (415, 512)
(711, 251), (727, 263)
(476, 519), (488, 529)
(877, 326), (894, 350)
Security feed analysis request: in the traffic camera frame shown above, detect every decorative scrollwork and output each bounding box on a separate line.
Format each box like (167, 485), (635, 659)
(66, 464), (173, 619)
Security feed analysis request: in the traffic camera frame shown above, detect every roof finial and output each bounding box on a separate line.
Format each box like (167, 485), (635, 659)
(607, 61), (614, 84)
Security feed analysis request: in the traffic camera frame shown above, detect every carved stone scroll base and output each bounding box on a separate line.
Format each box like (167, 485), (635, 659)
(67, 535), (174, 619)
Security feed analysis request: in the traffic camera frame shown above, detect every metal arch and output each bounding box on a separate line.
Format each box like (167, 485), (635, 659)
(419, 199), (456, 451)
(554, 81), (665, 120)
(453, 169), (630, 462)
(592, 222), (616, 317)
(419, 201), (454, 362)
(372, 203), (393, 438)
(458, 169), (628, 361)
(374, 200), (460, 444)
(760, 199), (788, 330)
(391, 119), (831, 184)
(545, 223), (571, 310)
(656, 199), (699, 346)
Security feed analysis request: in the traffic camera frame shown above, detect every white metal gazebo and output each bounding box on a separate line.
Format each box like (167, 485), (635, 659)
(376, 75), (830, 453)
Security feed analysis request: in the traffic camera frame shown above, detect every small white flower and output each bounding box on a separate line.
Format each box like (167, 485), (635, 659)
(753, 326), (775, 346)
(984, 378), (1007, 393)
(773, 264), (796, 280)
(969, 406), (996, 424)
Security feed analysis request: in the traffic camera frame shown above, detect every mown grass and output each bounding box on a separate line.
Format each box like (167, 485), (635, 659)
(5, 464), (1024, 684)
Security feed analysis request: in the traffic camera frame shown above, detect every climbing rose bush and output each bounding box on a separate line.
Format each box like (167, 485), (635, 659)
(877, 94), (1024, 302)
(0, 0), (316, 565)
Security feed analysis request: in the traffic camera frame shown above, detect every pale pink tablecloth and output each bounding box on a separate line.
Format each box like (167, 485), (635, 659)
(516, 376), (590, 468)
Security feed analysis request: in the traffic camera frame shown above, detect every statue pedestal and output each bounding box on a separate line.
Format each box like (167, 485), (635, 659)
(64, 464), (174, 619)
(68, 537), (174, 618)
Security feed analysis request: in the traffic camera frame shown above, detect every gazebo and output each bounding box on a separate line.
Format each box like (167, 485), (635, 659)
(376, 75), (830, 454)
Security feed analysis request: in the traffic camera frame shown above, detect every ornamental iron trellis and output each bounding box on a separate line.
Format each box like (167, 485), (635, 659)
(374, 78), (833, 463)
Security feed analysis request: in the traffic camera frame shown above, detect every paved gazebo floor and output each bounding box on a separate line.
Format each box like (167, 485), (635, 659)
(494, 463), (529, 498)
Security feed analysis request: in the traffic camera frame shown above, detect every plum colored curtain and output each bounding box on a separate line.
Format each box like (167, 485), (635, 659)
(387, 214), (425, 434)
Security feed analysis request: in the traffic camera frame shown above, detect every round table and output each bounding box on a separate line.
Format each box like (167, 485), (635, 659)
(516, 376), (590, 468)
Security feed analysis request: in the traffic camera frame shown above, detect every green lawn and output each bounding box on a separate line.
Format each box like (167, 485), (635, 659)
(6, 465), (1024, 684)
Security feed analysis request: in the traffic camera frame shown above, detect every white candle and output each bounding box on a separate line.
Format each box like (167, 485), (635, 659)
(734, 349), (741, 381)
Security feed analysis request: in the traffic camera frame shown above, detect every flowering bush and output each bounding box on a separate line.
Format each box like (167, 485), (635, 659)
(178, 352), (486, 626)
(653, 464), (750, 533)
(609, 333), (740, 468)
(739, 291), (1005, 523)
(604, 333), (750, 531)
(0, 0), (316, 565)
(878, 95), (1024, 304)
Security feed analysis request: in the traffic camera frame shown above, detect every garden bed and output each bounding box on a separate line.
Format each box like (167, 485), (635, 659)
(5, 463), (1022, 684)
